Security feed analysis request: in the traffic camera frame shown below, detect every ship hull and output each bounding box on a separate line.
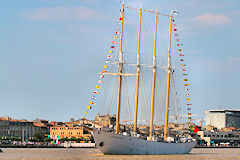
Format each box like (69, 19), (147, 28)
(93, 129), (196, 155)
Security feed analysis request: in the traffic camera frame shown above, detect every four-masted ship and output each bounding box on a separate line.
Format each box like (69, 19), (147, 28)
(92, 2), (196, 155)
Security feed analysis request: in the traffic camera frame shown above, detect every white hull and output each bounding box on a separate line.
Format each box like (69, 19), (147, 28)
(93, 130), (196, 155)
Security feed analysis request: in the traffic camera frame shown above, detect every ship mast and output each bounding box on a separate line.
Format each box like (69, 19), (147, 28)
(133, 7), (142, 134)
(149, 10), (158, 141)
(115, 2), (124, 134)
(164, 12), (173, 141)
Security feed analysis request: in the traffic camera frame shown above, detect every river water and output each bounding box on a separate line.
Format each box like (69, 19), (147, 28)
(0, 148), (239, 160)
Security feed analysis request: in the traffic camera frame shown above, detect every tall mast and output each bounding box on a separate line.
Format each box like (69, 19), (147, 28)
(149, 10), (158, 140)
(115, 2), (124, 134)
(164, 12), (173, 141)
(133, 7), (142, 134)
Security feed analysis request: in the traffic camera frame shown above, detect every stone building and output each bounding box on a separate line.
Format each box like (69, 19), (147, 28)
(49, 126), (92, 139)
(0, 117), (49, 140)
(94, 114), (116, 128)
(205, 109), (240, 129)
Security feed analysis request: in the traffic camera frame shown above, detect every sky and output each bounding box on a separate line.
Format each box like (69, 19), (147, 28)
(0, 0), (240, 122)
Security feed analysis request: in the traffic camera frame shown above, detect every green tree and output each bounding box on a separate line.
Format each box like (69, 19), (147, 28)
(33, 133), (44, 142)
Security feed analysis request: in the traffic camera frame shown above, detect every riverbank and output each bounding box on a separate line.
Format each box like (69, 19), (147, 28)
(1, 145), (239, 149)
(0, 143), (96, 148)
(0, 148), (240, 160)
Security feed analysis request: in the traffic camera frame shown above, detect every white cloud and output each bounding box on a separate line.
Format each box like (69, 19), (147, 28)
(23, 6), (110, 21)
(190, 13), (231, 27)
(228, 57), (240, 62)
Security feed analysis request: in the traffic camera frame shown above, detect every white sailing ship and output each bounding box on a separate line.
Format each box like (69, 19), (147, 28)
(90, 2), (196, 155)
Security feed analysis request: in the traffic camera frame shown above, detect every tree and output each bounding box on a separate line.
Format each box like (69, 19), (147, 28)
(33, 133), (44, 142)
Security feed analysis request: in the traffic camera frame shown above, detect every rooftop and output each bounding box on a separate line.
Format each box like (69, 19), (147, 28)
(206, 109), (240, 113)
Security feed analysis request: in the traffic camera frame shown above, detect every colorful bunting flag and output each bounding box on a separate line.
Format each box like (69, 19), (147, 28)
(185, 84), (189, 86)
(181, 64), (186, 67)
(186, 93), (190, 96)
(180, 59), (184, 61)
(179, 49), (182, 52)
(172, 11), (179, 15)
(89, 101), (96, 105)
(184, 79), (188, 81)
(83, 18), (125, 119)
(186, 88), (189, 91)
(186, 98), (190, 101)
(180, 54), (184, 56)
(96, 85), (101, 89)
(187, 104), (192, 106)
(98, 80), (104, 84)
(188, 113), (192, 115)
(187, 107), (191, 110)
(87, 106), (92, 109)
(177, 39), (180, 41)
(174, 29), (177, 31)
(177, 44), (182, 46)
(183, 69), (186, 71)
(94, 90), (100, 94)
(183, 73), (188, 76)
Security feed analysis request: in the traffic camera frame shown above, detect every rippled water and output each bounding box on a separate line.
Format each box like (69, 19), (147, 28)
(0, 148), (240, 160)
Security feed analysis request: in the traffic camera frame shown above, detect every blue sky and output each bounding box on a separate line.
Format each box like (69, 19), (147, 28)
(0, 0), (240, 122)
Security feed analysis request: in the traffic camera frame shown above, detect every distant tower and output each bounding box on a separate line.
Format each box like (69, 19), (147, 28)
(70, 118), (74, 123)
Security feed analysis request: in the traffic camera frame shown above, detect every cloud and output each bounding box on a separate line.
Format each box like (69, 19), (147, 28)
(190, 13), (231, 27)
(23, 6), (110, 21)
(228, 57), (240, 62)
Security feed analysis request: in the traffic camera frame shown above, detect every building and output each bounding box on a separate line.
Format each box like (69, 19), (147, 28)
(50, 126), (92, 139)
(94, 114), (116, 128)
(0, 117), (49, 140)
(198, 131), (240, 146)
(205, 109), (240, 129)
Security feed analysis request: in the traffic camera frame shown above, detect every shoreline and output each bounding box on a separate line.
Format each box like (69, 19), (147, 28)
(0, 145), (239, 149)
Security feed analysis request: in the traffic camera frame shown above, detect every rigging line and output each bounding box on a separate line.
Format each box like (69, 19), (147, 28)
(102, 65), (117, 114)
(157, 70), (167, 126)
(140, 68), (151, 121)
(125, 6), (170, 17)
(99, 72), (111, 114)
(107, 75), (119, 114)
(140, 15), (153, 69)
(155, 69), (163, 125)
(171, 74), (180, 124)
(171, 32), (184, 124)
(123, 76), (132, 121)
